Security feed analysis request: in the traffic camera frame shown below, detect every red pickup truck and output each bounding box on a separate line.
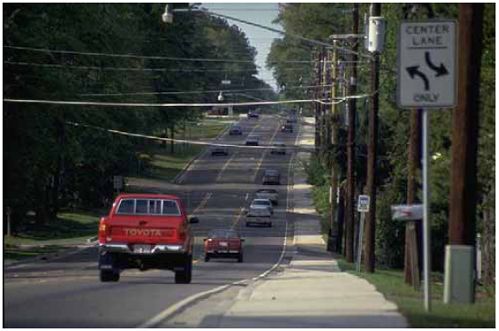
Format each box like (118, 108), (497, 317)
(98, 193), (199, 284)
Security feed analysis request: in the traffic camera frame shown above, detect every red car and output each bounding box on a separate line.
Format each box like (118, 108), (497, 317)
(203, 229), (244, 263)
(98, 193), (199, 284)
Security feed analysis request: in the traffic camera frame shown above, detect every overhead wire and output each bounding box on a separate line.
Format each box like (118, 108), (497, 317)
(78, 84), (334, 97)
(192, 7), (373, 60)
(65, 120), (314, 151)
(4, 61), (313, 73)
(4, 45), (316, 64)
(3, 97), (349, 108)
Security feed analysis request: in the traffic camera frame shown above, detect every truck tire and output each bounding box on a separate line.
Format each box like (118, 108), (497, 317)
(100, 270), (120, 282)
(237, 253), (243, 263)
(175, 255), (192, 284)
(204, 254), (210, 262)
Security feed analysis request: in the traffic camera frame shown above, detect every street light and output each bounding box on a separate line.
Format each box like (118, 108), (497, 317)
(161, 5), (173, 24)
(217, 91), (224, 102)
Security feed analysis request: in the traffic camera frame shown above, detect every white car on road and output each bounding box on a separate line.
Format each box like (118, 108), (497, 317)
(247, 198), (273, 217)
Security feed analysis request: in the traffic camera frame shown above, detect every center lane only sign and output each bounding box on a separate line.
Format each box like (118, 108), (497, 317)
(397, 20), (457, 108)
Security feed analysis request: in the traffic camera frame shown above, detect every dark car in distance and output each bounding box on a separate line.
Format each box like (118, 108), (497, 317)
(247, 110), (259, 119)
(262, 169), (281, 185)
(281, 123), (294, 133)
(245, 135), (259, 146)
(229, 125), (243, 135)
(270, 142), (286, 155)
(211, 146), (229, 156)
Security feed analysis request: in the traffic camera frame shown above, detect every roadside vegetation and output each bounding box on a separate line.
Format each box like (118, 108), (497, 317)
(4, 210), (100, 261)
(4, 116), (231, 260)
(277, 3), (495, 293)
(4, 4), (274, 237)
(337, 257), (495, 327)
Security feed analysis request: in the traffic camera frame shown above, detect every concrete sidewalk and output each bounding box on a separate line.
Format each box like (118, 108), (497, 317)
(213, 120), (407, 327)
(165, 117), (408, 328)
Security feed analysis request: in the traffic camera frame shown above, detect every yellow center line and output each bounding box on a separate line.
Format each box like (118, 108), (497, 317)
(215, 152), (237, 182)
(251, 120), (281, 182)
(230, 207), (245, 231)
(192, 192), (212, 214)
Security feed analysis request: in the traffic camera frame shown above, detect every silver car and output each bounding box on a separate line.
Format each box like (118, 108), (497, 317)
(248, 198), (273, 217)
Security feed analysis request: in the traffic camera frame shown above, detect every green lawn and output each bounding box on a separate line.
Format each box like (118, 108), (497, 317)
(138, 118), (231, 182)
(4, 210), (101, 260)
(5, 244), (68, 260)
(336, 257), (495, 327)
(179, 119), (232, 140)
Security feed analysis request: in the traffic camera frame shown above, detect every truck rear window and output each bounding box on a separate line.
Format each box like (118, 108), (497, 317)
(116, 199), (181, 216)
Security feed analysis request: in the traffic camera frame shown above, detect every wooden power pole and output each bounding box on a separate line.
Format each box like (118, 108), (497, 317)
(314, 49), (322, 154)
(364, 3), (380, 273)
(446, 3), (484, 303)
(345, 4), (359, 263)
(329, 44), (339, 245)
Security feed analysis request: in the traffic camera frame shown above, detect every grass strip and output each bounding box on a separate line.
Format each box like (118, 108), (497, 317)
(4, 210), (100, 249)
(138, 118), (231, 182)
(336, 257), (495, 327)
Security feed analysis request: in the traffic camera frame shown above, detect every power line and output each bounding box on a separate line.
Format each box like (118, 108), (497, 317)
(4, 91), (374, 108)
(4, 97), (340, 108)
(4, 61), (311, 73)
(4, 45), (315, 64)
(191, 7), (372, 60)
(65, 120), (314, 151)
(78, 84), (333, 97)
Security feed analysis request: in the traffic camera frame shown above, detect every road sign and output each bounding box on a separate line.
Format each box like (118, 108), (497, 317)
(357, 195), (370, 213)
(113, 176), (123, 190)
(398, 20), (457, 108)
(391, 204), (423, 221)
(221, 80), (231, 85)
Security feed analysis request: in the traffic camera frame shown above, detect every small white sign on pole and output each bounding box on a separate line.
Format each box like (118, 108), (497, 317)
(357, 195), (370, 213)
(113, 176), (123, 190)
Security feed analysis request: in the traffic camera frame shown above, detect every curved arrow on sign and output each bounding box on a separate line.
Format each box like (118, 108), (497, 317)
(425, 52), (448, 77)
(406, 66), (429, 91)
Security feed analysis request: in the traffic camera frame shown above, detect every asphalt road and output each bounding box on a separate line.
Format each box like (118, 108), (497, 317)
(3, 114), (300, 327)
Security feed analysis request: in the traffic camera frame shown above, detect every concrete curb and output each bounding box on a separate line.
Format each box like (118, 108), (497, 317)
(139, 119), (305, 327)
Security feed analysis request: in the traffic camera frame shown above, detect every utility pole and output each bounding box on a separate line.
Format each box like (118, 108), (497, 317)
(321, 48), (329, 162)
(314, 49), (322, 154)
(345, 4), (359, 263)
(445, 3), (484, 304)
(329, 42), (339, 250)
(405, 109), (422, 287)
(364, 3), (381, 273)
(402, 4), (424, 290)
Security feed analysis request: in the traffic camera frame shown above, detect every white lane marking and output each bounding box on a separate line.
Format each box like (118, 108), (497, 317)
(137, 117), (296, 328)
(215, 152), (236, 182)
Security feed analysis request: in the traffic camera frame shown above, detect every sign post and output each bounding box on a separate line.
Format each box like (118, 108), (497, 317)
(398, 20), (457, 312)
(6, 206), (12, 237)
(356, 195), (370, 272)
(113, 176), (123, 195)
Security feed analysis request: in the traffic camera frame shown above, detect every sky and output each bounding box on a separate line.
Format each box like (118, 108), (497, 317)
(203, 3), (281, 89)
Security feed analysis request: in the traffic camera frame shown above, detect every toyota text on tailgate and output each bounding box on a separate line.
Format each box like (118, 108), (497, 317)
(98, 194), (199, 284)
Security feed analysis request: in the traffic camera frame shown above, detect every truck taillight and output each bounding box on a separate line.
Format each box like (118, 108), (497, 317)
(98, 217), (108, 243)
(177, 227), (186, 241)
